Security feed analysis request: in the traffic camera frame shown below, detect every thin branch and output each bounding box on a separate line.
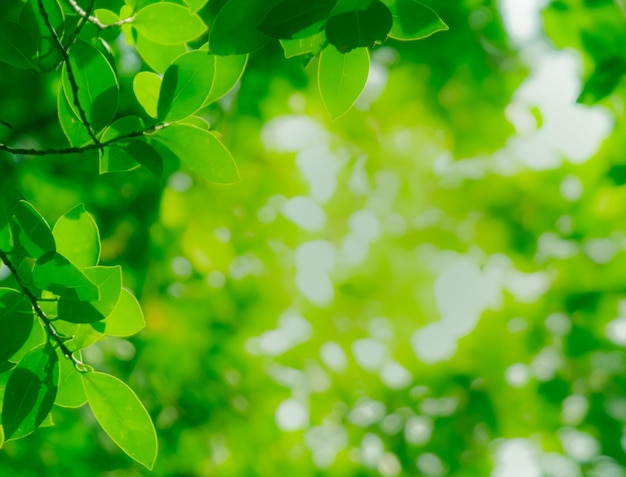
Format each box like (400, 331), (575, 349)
(0, 250), (85, 368)
(38, 0), (100, 145)
(0, 123), (168, 157)
(66, 0), (134, 29)
(0, 120), (13, 129)
(63, 0), (97, 49)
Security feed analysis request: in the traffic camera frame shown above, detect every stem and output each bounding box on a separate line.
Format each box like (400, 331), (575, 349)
(38, 0), (99, 145)
(0, 123), (168, 157)
(66, 0), (135, 29)
(0, 250), (85, 368)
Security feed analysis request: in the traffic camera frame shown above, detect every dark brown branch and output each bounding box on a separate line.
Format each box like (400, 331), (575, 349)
(0, 123), (168, 157)
(38, 0), (99, 145)
(0, 250), (85, 368)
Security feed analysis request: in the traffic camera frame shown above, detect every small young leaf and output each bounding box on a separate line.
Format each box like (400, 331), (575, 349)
(133, 3), (207, 45)
(208, 0), (273, 55)
(2, 343), (58, 440)
(82, 372), (157, 469)
(133, 31), (187, 74)
(154, 124), (240, 183)
(133, 71), (162, 118)
(57, 266), (122, 323)
(62, 39), (119, 133)
(0, 288), (33, 364)
(158, 51), (216, 122)
(32, 252), (99, 302)
(54, 349), (87, 409)
(11, 201), (56, 260)
(325, 0), (392, 52)
(53, 204), (101, 270)
(102, 289), (145, 337)
(318, 46), (370, 119)
(383, 0), (448, 41)
(258, 0), (337, 39)
(203, 54), (249, 106)
(0, 20), (37, 69)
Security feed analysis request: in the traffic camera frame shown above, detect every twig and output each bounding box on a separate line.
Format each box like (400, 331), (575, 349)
(63, 0), (97, 49)
(66, 0), (134, 29)
(0, 120), (13, 129)
(38, 0), (100, 145)
(0, 123), (168, 157)
(0, 250), (86, 368)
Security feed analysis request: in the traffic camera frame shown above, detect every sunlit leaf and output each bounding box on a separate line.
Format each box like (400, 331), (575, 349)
(54, 349), (87, 409)
(53, 204), (100, 270)
(382, 0), (448, 41)
(32, 252), (99, 302)
(0, 288), (33, 364)
(133, 71), (162, 118)
(154, 124), (240, 183)
(11, 201), (56, 261)
(318, 46), (369, 119)
(102, 289), (145, 337)
(82, 372), (157, 469)
(280, 32), (326, 58)
(133, 3), (207, 45)
(203, 54), (248, 106)
(133, 31), (187, 74)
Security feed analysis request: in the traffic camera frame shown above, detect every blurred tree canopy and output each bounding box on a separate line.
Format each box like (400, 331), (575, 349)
(2, 0), (626, 475)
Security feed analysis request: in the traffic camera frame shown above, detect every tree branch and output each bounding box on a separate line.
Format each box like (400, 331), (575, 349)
(0, 250), (86, 369)
(66, 0), (135, 29)
(0, 123), (168, 157)
(38, 0), (100, 145)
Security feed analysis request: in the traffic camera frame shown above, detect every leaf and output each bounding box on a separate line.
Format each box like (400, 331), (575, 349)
(58, 85), (92, 147)
(54, 349), (87, 408)
(325, 0), (393, 52)
(2, 343), (58, 440)
(53, 204), (101, 270)
(9, 320), (46, 363)
(133, 3), (207, 45)
(102, 289), (145, 337)
(382, 0), (448, 41)
(184, 0), (209, 12)
(82, 372), (157, 469)
(318, 46), (370, 119)
(203, 54), (248, 106)
(0, 202), (12, 252)
(208, 0), (274, 55)
(11, 201), (56, 260)
(0, 288), (33, 364)
(133, 71), (162, 118)
(280, 32), (326, 58)
(154, 124), (240, 183)
(57, 266), (122, 323)
(133, 31), (187, 74)
(99, 117), (161, 174)
(0, 20), (37, 69)
(19, 0), (64, 70)
(62, 39), (119, 133)
(258, 0), (337, 39)
(158, 51), (216, 122)
(32, 252), (99, 302)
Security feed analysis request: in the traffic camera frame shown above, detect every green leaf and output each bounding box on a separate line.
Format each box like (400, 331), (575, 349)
(82, 372), (157, 469)
(280, 32), (326, 58)
(57, 266), (122, 323)
(19, 0), (64, 70)
(133, 31), (187, 74)
(208, 0), (274, 55)
(0, 288), (33, 364)
(0, 20), (37, 69)
(54, 349), (87, 409)
(99, 117), (161, 174)
(133, 71), (161, 118)
(32, 252), (99, 302)
(9, 320), (46, 363)
(258, 0), (337, 39)
(203, 54), (248, 106)
(133, 3), (207, 45)
(53, 204), (101, 270)
(2, 343), (58, 440)
(154, 124), (240, 183)
(102, 289), (145, 337)
(325, 0), (393, 52)
(318, 46), (370, 119)
(58, 85), (92, 147)
(158, 51), (216, 122)
(11, 201), (56, 260)
(383, 0), (448, 41)
(62, 39), (119, 133)
(0, 202), (12, 252)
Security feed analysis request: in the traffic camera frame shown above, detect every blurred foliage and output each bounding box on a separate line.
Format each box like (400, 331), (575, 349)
(2, 0), (626, 476)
